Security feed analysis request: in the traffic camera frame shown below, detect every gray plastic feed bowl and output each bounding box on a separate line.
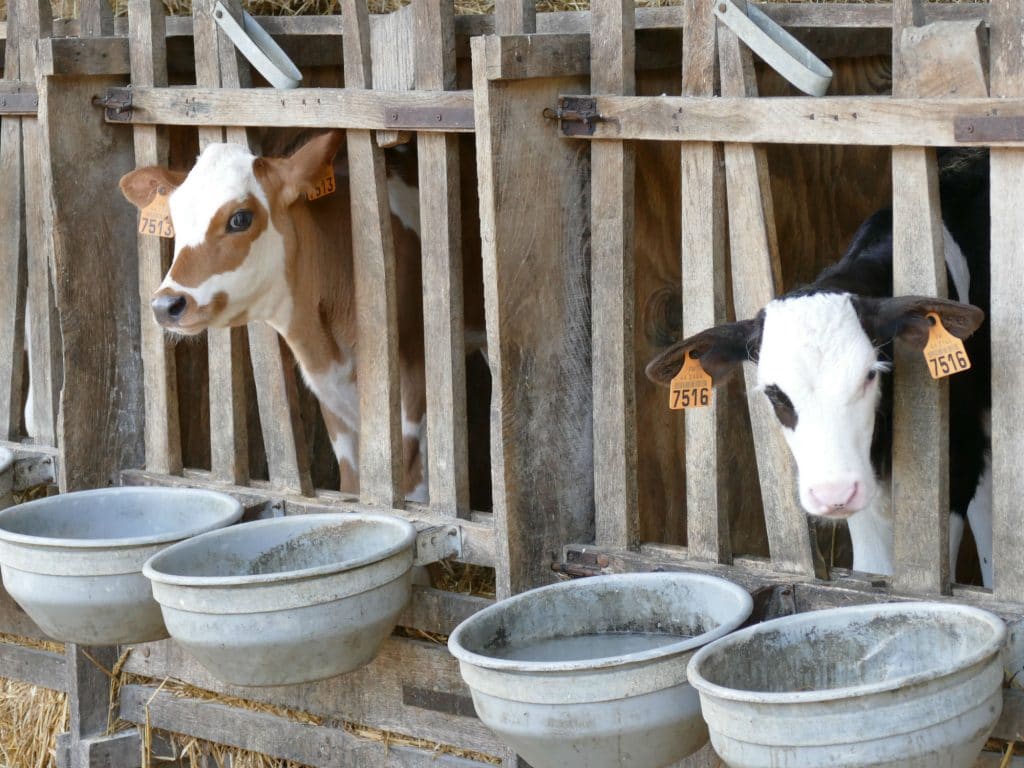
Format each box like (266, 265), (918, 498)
(143, 512), (417, 687)
(0, 486), (242, 645)
(449, 572), (754, 768)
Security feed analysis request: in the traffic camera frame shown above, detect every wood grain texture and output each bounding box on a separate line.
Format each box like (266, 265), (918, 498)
(67, 644), (115, 738)
(343, 0), (404, 508)
(119, 685), (495, 767)
(371, 2), (413, 147)
(128, 0), (182, 476)
(590, 0), (637, 549)
(0, 642), (65, 690)
(989, 0), (1024, 602)
(415, 0), (470, 517)
(495, 0), (535, 36)
(472, 35), (594, 595)
(680, 0), (730, 563)
(718, 18), (814, 576)
(78, 0), (114, 36)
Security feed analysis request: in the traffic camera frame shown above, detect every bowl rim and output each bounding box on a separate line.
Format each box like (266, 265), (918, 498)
(0, 486), (243, 550)
(686, 601), (1007, 705)
(142, 512), (417, 587)
(447, 571), (754, 673)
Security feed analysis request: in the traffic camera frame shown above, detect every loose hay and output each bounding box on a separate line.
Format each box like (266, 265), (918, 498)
(0, 636), (68, 768)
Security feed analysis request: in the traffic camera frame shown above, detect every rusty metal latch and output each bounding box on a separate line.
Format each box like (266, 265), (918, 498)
(94, 89), (133, 122)
(544, 96), (605, 137)
(553, 547), (610, 578)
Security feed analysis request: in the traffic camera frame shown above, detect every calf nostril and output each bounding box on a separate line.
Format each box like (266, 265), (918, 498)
(152, 294), (188, 324)
(809, 482), (859, 512)
(167, 295), (187, 319)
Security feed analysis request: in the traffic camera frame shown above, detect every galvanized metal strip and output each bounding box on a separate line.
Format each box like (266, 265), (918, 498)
(384, 105), (474, 130)
(954, 115), (1024, 143)
(0, 91), (38, 114)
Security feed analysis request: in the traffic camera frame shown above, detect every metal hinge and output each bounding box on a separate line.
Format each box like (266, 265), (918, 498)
(544, 96), (605, 137)
(553, 547), (610, 578)
(93, 88), (132, 122)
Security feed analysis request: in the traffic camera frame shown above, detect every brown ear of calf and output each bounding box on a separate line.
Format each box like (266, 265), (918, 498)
(869, 296), (985, 349)
(118, 166), (187, 209)
(645, 318), (760, 387)
(262, 129), (346, 205)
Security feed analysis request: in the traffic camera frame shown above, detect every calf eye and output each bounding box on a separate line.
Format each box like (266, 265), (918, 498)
(866, 369), (877, 382)
(227, 210), (253, 232)
(764, 384), (798, 430)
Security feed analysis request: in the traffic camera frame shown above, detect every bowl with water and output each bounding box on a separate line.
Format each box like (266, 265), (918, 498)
(448, 571), (753, 768)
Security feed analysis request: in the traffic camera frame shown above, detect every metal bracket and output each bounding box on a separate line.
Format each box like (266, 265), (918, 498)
(413, 525), (462, 566)
(954, 115), (1024, 143)
(93, 88), (132, 123)
(553, 547), (610, 578)
(544, 96), (604, 137)
(0, 92), (38, 114)
(384, 106), (474, 131)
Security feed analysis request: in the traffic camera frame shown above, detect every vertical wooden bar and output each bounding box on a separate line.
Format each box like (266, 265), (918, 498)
(718, 10), (815, 576)
(0, 8), (27, 440)
(495, 0), (534, 36)
(192, 0), (249, 486)
(78, 0), (113, 36)
(415, 0), (470, 516)
(890, 0), (949, 594)
(681, 0), (730, 563)
(989, 0), (1024, 601)
(342, 0), (404, 508)
(20, 0), (60, 448)
(590, 0), (638, 549)
(128, 0), (182, 476)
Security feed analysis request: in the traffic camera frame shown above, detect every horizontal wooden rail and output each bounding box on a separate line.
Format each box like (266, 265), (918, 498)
(552, 95), (1024, 147)
(97, 86), (474, 131)
(0, 642), (65, 690)
(119, 685), (495, 767)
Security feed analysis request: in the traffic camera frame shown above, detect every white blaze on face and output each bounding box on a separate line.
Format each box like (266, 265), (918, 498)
(158, 143), (293, 332)
(756, 293), (885, 519)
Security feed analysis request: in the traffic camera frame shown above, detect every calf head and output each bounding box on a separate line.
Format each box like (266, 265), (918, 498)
(647, 292), (984, 519)
(119, 130), (344, 336)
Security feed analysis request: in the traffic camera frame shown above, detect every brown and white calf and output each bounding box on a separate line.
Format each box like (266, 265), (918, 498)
(119, 130), (433, 500)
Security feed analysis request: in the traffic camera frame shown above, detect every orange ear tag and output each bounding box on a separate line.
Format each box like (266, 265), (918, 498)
(923, 312), (971, 380)
(138, 187), (174, 239)
(669, 351), (713, 410)
(307, 166), (337, 201)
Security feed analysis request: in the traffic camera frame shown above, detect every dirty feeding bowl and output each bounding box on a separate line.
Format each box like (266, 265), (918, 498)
(143, 513), (417, 687)
(0, 487), (242, 645)
(687, 602), (1007, 768)
(448, 572), (753, 768)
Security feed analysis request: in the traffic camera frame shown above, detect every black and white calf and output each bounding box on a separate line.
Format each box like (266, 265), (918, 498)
(648, 152), (992, 585)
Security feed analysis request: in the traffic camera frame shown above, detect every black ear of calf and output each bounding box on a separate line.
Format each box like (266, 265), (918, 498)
(864, 296), (985, 349)
(644, 317), (761, 387)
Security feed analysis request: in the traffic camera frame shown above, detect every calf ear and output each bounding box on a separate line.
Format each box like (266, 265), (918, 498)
(645, 318), (761, 387)
(863, 296), (985, 349)
(118, 167), (186, 209)
(267, 130), (345, 205)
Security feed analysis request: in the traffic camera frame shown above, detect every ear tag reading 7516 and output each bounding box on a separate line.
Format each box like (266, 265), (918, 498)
(670, 351), (713, 410)
(307, 165), (337, 201)
(923, 312), (971, 379)
(138, 187), (174, 239)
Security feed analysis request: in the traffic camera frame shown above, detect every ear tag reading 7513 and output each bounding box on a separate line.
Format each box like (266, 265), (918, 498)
(307, 165), (337, 201)
(923, 312), (971, 380)
(670, 351), (713, 410)
(138, 187), (174, 239)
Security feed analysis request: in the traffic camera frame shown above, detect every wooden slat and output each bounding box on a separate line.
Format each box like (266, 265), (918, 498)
(128, 0), (182, 476)
(890, 0), (956, 594)
(495, 0), (535, 36)
(0, 642), (65, 690)
(680, 0), (730, 563)
(120, 685), (494, 768)
(397, 585), (489, 636)
(78, 0), (113, 36)
(481, 33), (590, 81)
(122, 636), (506, 756)
(590, 0), (637, 549)
(342, 0), (404, 508)
(20, 0), (59, 449)
(718, 7), (814, 576)
(372, 2), (414, 147)
(990, 0), (1024, 602)
(0, 10), (26, 440)
(415, 0), (470, 517)
(557, 95), (1024, 147)
(67, 644), (115, 740)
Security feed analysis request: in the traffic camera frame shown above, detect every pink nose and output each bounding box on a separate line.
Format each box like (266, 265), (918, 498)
(809, 482), (859, 514)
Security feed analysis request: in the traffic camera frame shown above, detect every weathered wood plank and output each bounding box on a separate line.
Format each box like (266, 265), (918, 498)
(397, 586), (490, 636)
(680, 0), (730, 564)
(372, 2), (414, 147)
(482, 33), (590, 81)
(415, 0), (470, 517)
(989, 0), (1024, 603)
(343, 0), (404, 508)
(471, 35), (594, 595)
(495, 0), (535, 36)
(128, 0), (182, 477)
(556, 95), (1024, 147)
(0, 642), (65, 690)
(590, 0), (637, 550)
(718, 11), (814, 576)
(120, 685), (494, 767)
(122, 636), (506, 756)
(67, 644), (115, 739)
(889, 0), (961, 595)
(78, 0), (114, 36)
